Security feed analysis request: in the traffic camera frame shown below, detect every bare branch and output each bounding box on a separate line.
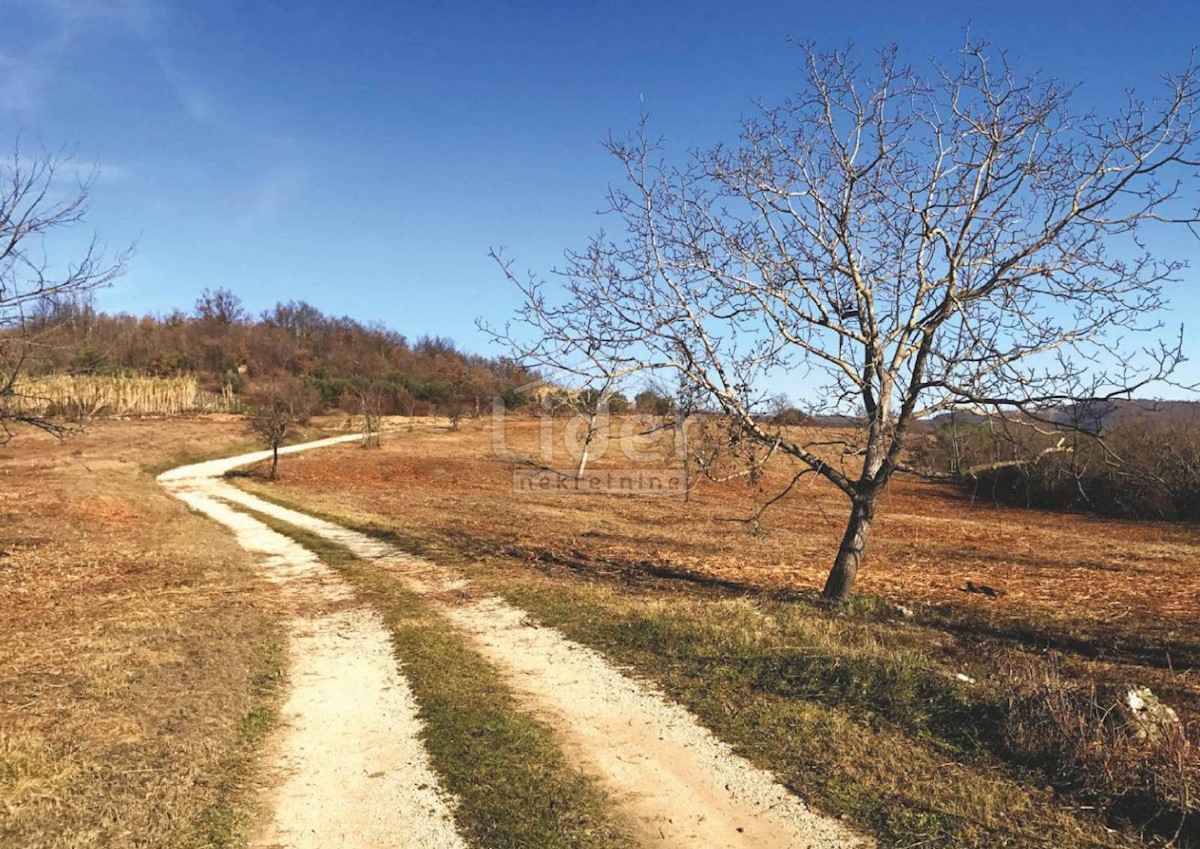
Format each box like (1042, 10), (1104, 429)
(0, 142), (130, 441)
(489, 39), (1200, 600)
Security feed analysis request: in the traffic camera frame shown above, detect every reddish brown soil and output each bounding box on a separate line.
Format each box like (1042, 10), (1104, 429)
(266, 419), (1200, 637)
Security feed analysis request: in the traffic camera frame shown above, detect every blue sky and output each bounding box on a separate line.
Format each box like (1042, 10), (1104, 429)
(3, 0), (1200, 387)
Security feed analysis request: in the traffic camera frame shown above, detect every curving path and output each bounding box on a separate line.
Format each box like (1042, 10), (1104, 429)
(160, 436), (867, 849)
(160, 437), (467, 849)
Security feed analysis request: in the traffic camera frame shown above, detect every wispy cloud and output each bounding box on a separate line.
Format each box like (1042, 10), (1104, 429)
(153, 47), (216, 124)
(12, 151), (129, 187)
(0, 47), (52, 112)
(0, 0), (161, 114)
(29, 0), (161, 34)
(1, 0), (218, 127)
(1, 0), (308, 233)
(0, 14), (70, 112)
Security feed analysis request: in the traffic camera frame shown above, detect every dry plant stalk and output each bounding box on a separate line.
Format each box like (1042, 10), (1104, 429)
(2, 374), (235, 418)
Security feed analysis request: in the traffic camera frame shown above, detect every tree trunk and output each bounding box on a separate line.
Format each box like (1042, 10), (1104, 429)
(678, 417), (691, 504)
(821, 495), (875, 601)
(270, 444), (279, 480)
(575, 431), (592, 479)
(575, 414), (598, 479)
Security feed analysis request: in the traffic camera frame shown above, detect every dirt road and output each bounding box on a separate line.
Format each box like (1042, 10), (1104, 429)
(160, 437), (865, 849)
(160, 438), (467, 849)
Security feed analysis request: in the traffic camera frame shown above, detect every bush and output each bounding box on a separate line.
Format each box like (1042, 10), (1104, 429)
(930, 417), (1200, 521)
(772, 406), (813, 427)
(305, 374), (351, 410)
(998, 663), (1198, 835)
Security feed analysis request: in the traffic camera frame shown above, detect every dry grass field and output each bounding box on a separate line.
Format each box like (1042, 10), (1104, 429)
(5, 416), (1198, 848)
(253, 417), (1200, 659)
(238, 415), (1200, 847)
(0, 418), (289, 848)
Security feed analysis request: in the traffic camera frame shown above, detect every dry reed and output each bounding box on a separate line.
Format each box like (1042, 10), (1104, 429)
(4, 374), (238, 417)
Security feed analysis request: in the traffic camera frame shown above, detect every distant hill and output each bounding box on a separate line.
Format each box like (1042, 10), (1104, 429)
(928, 399), (1200, 433)
(22, 288), (539, 417)
(767, 399), (1200, 434)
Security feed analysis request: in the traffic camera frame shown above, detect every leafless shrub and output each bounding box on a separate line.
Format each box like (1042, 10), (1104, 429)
(245, 391), (301, 479)
(1000, 661), (1198, 827)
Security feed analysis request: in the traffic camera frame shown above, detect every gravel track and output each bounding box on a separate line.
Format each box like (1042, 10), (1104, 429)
(160, 445), (467, 849)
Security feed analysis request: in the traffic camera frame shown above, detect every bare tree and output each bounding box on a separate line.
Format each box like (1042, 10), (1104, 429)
(249, 399), (293, 480)
(351, 382), (383, 448)
(493, 41), (1200, 601)
(562, 381), (620, 478)
(1, 144), (129, 441)
(519, 380), (622, 479)
(482, 286), (638, 478)
(634, 374), (699, 502)
(194, 287), (248, 326)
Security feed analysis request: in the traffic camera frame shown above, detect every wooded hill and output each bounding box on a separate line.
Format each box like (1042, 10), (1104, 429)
(25, 288), (539, 417)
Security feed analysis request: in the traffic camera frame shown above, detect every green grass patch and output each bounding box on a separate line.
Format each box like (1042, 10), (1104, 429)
(496, 582), (1135, 849)
(232, 506), (635, 849)
(231, 483), (444, 559)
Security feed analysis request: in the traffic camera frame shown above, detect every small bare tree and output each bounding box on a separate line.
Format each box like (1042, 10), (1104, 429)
(493, 41), (1200, 601)
(249, 399), (293, 480)
(635, 374), (699, 502)
(482, 289), (638, 478)
(561, 381), (620, 479)
(1, 144), (129, 441)
(352, 383), (383, 449)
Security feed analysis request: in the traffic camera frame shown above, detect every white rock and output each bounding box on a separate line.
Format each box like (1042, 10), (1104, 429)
(1122, 686), (1181, 743)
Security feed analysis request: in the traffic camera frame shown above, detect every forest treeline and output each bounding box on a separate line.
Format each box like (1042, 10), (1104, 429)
(26, 288), (541, 418)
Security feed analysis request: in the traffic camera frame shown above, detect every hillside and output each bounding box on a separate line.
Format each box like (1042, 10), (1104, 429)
(23, 289), (537, 417)
(925, 398), (1200, 432)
